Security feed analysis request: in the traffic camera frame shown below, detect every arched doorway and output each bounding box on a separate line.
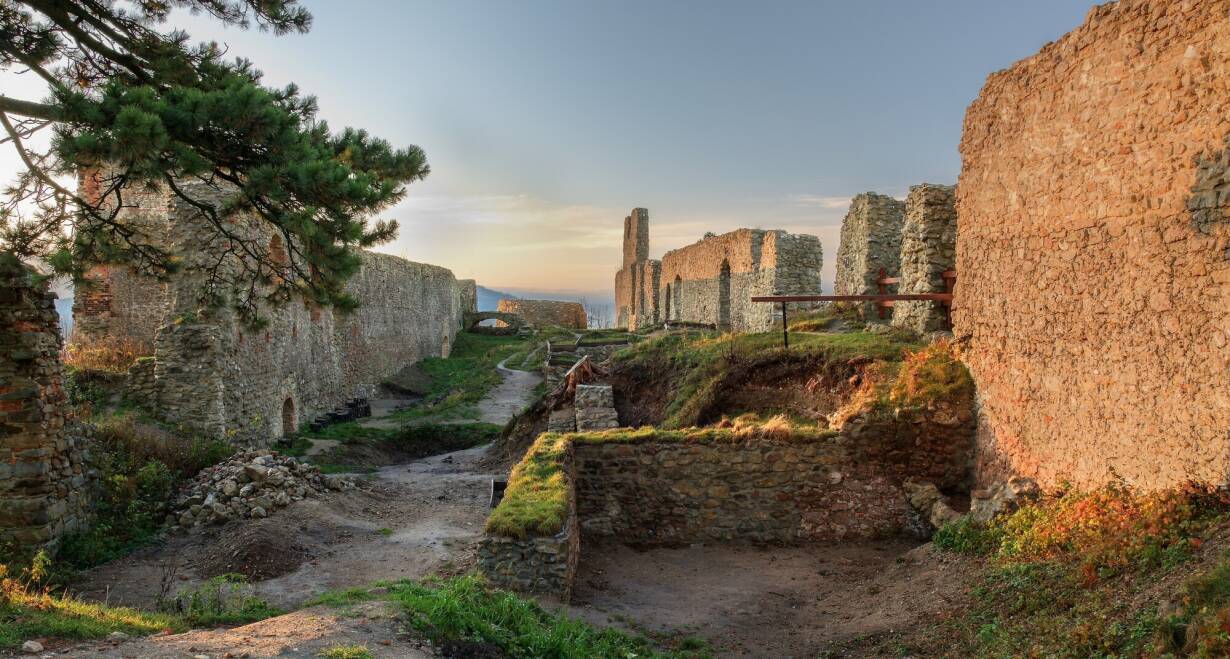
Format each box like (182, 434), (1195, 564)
(663, 283), (671, 322)
(281, 397), (297, 436)
(673, 275), (683, 321)
(717, 260), (732, 331)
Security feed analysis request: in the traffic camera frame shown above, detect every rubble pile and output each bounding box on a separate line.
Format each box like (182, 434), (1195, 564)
(171, 450), (355, 529)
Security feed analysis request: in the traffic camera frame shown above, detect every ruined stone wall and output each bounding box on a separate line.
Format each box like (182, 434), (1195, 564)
(614, 208), (822, 331)
(0, 260), (93, 549)
(834, 193), (905, 319)
(658, 229), (822, 333)
(156, 250), (470, 441)
(73, 180), (474, 442)
(574, 440), (912, 543)
(892, 184), (957, 334)
(956, 0), (1230, 489)
(497, 299), (588, 329)
(70, 179), (174, 350)
(614, 208), (650, 328)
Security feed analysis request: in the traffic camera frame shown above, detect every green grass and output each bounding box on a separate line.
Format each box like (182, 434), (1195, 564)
(392, 332), (530, 422)
(319, 644), (373, 658)
(0, 587), (185, 649)
(486, 422), (838, 539)
(613, 329), (919, 428)
(174, 574), (282, 627)
(285, 422), (502, 473)
(391, 575), (703, 658)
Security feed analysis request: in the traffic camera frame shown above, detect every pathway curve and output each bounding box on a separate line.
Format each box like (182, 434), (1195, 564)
(475, 356), (542, 425)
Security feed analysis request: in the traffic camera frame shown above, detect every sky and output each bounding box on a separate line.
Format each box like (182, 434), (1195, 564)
(0, 0), (1098, 298)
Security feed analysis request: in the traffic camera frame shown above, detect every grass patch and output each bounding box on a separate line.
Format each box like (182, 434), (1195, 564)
(62, 338), (151, 376)
(486, 421), (839, 539)
(392, 575), (701, 658)
(0, 561), (185, 650)
(171, 574), (281, 627)
(319, 645), (373, 659)
(392, 332), (529, 422)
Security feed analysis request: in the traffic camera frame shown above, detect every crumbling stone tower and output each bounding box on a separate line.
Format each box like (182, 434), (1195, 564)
(892, 184), (957, 333)
(833, 193), (905, 319)
(614, 208), (661, 329)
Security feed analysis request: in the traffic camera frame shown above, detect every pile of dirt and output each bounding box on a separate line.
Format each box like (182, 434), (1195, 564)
(198, 523), (314, 580)
(172, 450), (356, 530)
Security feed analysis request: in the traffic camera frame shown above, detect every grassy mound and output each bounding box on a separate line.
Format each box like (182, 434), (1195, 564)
(610, 329), (920, 429)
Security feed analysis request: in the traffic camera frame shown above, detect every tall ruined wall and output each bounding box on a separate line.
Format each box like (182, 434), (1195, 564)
(0, 259), (93, 549)
(956, 0), (1230, 489)
(834, 193), (905, 319)
(497, 299), (588, 329)
(74, 180), (474, 442)
(614, 208), (651, 329)
(893, 184), (957, 334)
(70, 178), (174, 350)
(659, 229), (822, 333)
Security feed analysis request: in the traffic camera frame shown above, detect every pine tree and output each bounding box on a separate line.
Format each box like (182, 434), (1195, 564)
(0, 0), (429, 320)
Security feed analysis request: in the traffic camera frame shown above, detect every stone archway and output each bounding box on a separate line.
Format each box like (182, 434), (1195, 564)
(463, 311), (524, 336)
(281, 397), (297, 436)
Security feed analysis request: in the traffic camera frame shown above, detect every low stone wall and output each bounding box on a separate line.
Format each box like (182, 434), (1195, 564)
(480, 399), (975, 599)
(0, 260), (95, 550)
(479, 461), (581, 599)
(497, 299), (587, 329)
(574, 440), (911, 543)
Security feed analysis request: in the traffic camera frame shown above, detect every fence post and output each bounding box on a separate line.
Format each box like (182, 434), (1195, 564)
(781, 301), (789, 351)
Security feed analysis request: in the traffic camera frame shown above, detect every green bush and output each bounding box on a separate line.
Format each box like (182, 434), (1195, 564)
(168, 574), (280, 627)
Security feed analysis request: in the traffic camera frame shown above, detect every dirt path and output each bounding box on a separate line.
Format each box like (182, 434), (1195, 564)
(569, 540), (971, 658)
(475, 356), (541, 425)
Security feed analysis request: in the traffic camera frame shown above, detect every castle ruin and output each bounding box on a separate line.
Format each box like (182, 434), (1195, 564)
(70, 179), (477, 442)
(614, 208), (823, 332)
(496, 299), (587, 330)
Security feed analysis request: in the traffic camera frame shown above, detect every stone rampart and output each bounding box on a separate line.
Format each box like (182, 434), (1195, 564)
(834, 193), (905, 319)
(0, 259), (94, 550)
(497, 299), (588, 329)
(70, 181), (475, 442)
(615, 208), (823, 332)
(956, 0), (1230, 489)
(892, 184), (957, 333)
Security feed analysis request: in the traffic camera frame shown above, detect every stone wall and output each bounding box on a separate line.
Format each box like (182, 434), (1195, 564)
(892, 184), (957, 334)
(71, 266), (166, 351)
(497, 299), (588, 329)
(615, 208), (823, 332)
(834, 193), (905, 319)
(481, 398), (975, 598)
(0, 259), (94, 549)
(955, 0), (1230, 489)
(71, 180), (475, 442)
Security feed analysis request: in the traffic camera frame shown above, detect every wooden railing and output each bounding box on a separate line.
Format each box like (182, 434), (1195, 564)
(751, 270), (956, 349)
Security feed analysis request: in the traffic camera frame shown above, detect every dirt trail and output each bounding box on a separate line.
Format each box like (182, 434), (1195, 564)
(475, 356), (541, 425)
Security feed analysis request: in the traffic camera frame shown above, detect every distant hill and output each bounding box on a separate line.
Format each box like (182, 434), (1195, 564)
(476, 285), (518, 311)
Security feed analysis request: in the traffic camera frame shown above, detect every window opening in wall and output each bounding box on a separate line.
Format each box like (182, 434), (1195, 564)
(281, 397), (296, 435)
(664, 283), (672, 321)
(718, 260), (732, 330)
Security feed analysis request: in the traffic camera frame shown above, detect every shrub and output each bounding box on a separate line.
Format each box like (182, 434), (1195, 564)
(888, 340), (973, 408)
(168, 574), (280, 627)
(62, 337), (151, 375)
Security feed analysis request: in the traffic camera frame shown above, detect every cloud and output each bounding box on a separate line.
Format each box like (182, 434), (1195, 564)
(787, 194), (854, 210)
